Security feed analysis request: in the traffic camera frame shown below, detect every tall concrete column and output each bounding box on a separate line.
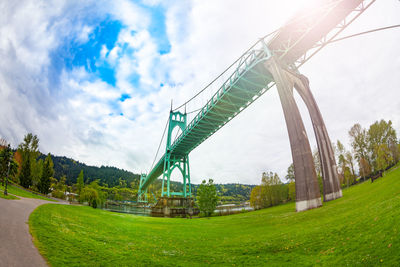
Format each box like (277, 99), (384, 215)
(266, 58), (321, 212)
(291, 73), (342, 201)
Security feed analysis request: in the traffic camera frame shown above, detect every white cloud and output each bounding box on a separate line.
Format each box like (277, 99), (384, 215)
(0, 0), (399, 187)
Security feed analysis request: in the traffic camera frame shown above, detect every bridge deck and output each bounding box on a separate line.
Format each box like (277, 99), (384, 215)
(141, 50), (273, 190)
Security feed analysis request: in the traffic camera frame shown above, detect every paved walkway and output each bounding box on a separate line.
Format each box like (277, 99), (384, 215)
(0, 196), (60, 267)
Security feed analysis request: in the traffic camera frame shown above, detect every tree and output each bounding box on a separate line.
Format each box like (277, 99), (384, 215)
(250, 186), (262, 209)
(359, 157), (371, 180)
(336, 140), (347, 184)
(367, 120), (398, 171)
(76, 170), (84, 196)
(19, 155), (32, 188)
(80, 187), (99, 208)
(261, 172), (284, 207)
(38, 154), (53, 194)
(345, 151), (356, 177)
(18, 133), (39, 188)
(0, 144), (18, 195)
(31, 159), (43, 191)
(285, 163), (295, 182)
(52, 175), (67, 199)
(197, 179), (219, 217)
(288, 182), (296, 201)
(349, 123), (369, 166)
(375, 144), (393, 172)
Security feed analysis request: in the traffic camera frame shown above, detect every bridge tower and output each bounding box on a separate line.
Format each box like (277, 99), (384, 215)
(161, 110), (191, 198)
(137, 174), (148, 202)
(266, 57), (342, 211)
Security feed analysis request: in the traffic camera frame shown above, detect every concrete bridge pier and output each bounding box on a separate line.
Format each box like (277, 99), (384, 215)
(292, 74), (342, 201)
(266, 58), (322, 212)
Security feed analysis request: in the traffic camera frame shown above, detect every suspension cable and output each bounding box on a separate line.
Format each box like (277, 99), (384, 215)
(326, 24), (400, 45)
(172, 29), (278, 112)
(149, 116), (169, 173)
(172, 0), (346, 112)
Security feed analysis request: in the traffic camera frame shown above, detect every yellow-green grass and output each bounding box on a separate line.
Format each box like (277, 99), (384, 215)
(30, 166), (400, 266)
(0, 184), (56, 201)
(0, 191), (20, 200)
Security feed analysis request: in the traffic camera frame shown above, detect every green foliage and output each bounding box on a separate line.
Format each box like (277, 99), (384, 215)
(76, 170), (84, 196)
(18, 133), (39, 189)
(29, 165), (400, 266)
(375, 144), (393, 172)
(285, 163), (295, 182)
(0, 193), (19, 200)
(196, 179), (218, 217)
(31, 159), (43, 191)
(52, 176), (67, 199)
(51, 190), (65, 199)
(80, 187), (99, 208)
(250, 172), (288, 209)
(0, 144), (18, 195)
(367, 119), (398, 171)
(38, 154), (53, 195)
(19, 155), (32, 188)
(341, 120), (399, 182)
(288, 182), (295, 201)
(349, 123), (369, 164)
(0, 184), (55, 201)
(48, 155), (140, 187)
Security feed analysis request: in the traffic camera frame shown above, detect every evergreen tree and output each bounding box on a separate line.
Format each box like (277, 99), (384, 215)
(0, 144), (18, 195)
(19, 156), (32, 188)
(18, 133), (39, 189)
(39, 154), (53, 194)
(76, 170), (84, 195)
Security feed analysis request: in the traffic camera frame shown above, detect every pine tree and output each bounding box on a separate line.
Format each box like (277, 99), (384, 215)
(18, 133), (39, 189)
(39, 154), (53, 194)
(19, 156), (31, 188)
(77, 170), (84, 196)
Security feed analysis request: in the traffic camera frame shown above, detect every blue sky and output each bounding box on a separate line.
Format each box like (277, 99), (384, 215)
(0, 0), (399, 184)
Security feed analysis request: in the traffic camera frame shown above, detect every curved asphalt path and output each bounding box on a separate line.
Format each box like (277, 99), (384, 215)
(0, 196), (63, 267)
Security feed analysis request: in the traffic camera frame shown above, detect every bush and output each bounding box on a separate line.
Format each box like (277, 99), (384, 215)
(79, 188), (100, 208)
(51, 190), (66, 199)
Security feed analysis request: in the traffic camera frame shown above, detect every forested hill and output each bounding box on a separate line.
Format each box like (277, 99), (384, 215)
(39, 153), (255, 202)
(39, 154), (140, 187)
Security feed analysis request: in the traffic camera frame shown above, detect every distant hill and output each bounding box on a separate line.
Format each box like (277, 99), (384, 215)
(38, 154), (140, 187)
(37, 153), (255, 203)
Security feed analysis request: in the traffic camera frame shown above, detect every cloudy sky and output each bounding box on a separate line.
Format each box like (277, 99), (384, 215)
(0, 0), (399, 185)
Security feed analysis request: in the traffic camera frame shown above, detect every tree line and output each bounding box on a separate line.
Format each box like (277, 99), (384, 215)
(0, 134), (54, 196)
(250, 119), (400, 210)
(1, 133), (254, 205)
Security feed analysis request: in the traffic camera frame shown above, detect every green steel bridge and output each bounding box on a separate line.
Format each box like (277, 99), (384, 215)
(138, 0), (376, 209)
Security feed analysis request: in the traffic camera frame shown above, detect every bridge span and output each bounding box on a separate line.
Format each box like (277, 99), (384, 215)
(138, 0), (375, 211)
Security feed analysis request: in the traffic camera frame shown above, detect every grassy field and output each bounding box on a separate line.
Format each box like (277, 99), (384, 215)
(0, 184), (56, 201)
(0, 191), (20, 200)
(30, 165), (400, 266)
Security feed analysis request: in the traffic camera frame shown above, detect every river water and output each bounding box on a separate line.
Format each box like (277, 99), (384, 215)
(102, 203), (253, 217)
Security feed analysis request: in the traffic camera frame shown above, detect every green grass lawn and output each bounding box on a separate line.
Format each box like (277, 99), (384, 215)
(0, 191), (20, 200)
(30, 166), (400, 266)
(0, 184), (56, 201)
